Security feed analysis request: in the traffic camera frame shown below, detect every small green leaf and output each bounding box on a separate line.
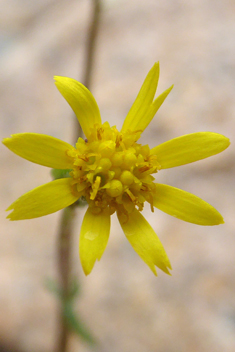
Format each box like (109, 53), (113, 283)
(45, 278), (81, 300)
(69, 279), (81, 300)
(45, 278), (95, 345)
(44, 277), (62, 297)
(63, 301), (96, 345)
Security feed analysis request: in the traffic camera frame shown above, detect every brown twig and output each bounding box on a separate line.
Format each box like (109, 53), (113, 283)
(56, 205), (76, 352)
(82, 0), (101, 89)
(55, 1), (102, 351)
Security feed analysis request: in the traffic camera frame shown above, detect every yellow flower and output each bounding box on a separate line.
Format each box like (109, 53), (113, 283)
(3, 63), (230, 276)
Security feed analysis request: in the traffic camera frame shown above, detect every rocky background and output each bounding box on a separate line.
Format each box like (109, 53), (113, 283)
(0, 0), (235, 351)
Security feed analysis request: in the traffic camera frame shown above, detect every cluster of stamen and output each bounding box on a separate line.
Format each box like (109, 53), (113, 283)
(66, 122), (161, 217)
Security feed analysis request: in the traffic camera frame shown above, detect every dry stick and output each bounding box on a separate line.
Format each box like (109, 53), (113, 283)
(56, 1), (101, 352)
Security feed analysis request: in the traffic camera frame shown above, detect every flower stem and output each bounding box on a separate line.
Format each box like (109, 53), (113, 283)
(56, 206), (75, 352)
(73, 0), (101, 144)
(55, 1), (101, 351)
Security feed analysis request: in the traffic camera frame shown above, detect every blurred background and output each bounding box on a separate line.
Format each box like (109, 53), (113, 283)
(0, 0), (235, 351)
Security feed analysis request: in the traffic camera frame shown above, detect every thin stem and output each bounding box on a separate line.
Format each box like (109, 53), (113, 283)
(56, 206), (75, 352)
(73, 0), (102, 143)
(82, 0), (101, 89)
(55, 1), (102, 352)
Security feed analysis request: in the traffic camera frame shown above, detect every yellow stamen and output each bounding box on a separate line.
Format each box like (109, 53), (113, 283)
(90, 176), (101, 200)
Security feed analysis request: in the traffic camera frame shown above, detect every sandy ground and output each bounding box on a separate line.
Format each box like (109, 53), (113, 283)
(0, 0), (235, 351)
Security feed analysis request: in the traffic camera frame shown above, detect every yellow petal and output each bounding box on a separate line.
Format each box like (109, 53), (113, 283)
(79, 207), (110, 275)
(151, 132), (230, 169)
(6, 178), (78, 220)
(153, 183), (224, 225)
(2, 133), (74, 169)
(117, 209), (171, 276)
(54, 76), (102, 138)
(121, 63), (159, 133)
(143, 85), (173, 128)
(121, 63), (173, 133)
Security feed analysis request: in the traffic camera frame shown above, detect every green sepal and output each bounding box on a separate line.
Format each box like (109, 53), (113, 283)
(51, 168), (72, 180)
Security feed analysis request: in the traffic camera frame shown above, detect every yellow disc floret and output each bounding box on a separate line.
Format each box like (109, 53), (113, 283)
(120, 170), (134, 185)
(106, 180), (123, 197)
(67, 122), (160, 216)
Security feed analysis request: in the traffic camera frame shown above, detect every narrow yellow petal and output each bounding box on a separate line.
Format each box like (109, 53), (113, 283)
(153, 183), (224, 225)
(151, 132), (230, 169)
(54, 76), (102, 138)
(117, 209), (171, 275)
(2, 133), (74, 169)
(6, 178), (78, 220)
(144, 85), (173, 128)
(79, 207), (110, 275)
(121, 63), (160, 133)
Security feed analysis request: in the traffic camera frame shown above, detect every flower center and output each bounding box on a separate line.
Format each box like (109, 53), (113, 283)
(67, 122), (161, 216)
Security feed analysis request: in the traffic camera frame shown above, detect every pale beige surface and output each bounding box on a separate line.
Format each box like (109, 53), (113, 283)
(0, 0), (235, 351)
